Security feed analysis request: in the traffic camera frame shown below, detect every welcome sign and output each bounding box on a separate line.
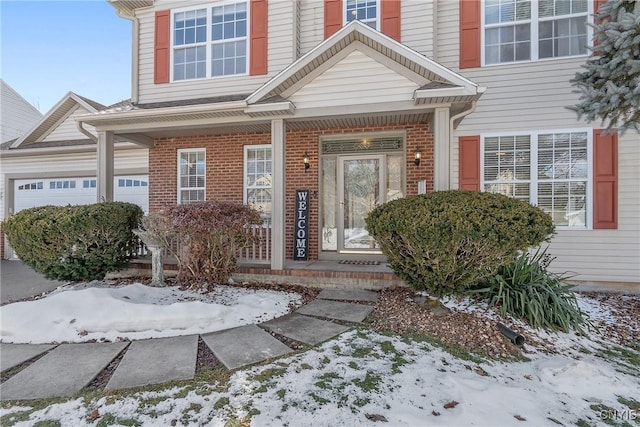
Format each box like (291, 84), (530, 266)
(294, 190), (309, 260)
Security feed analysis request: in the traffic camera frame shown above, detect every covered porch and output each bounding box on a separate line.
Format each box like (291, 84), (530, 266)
(78, 20), (484, 274)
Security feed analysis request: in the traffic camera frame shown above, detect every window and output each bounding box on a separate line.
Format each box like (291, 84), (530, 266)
(172, 2), (247, 81)
(483, 0), (589, 65)
(18, 182), (43, 190)
(345, 0), (378, 29)
(83, 179), (96, 188)
(244, 145), (272, 214)
(118, 179), (148, 187)
(483, 130), (590, 228)
(178, 149), (206, 204)
(49, 180), (76, 190)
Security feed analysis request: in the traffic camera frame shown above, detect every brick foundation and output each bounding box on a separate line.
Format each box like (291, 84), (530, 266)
(148, 121), (434, 261)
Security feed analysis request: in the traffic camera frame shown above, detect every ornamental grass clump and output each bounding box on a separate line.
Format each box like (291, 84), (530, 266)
(143, 201), (262, 291)
(470, 248), (590, 333)
(365, 190), (554, 297)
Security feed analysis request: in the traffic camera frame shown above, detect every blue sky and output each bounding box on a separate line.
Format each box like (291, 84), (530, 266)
(1, 0), (132, 113)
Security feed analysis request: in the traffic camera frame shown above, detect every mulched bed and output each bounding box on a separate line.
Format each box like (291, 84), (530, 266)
(580, 291), (640, 345)
(367, 287), (524, 359)
(196, 337), (220, 373)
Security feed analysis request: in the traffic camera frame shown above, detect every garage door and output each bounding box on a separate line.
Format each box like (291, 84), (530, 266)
(14, 175), (149, 213)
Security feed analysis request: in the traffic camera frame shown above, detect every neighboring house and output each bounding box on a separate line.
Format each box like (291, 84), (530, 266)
(0, 92), (149, 259)
(76, 0), (639, 285)
(0, 79), (43, 144)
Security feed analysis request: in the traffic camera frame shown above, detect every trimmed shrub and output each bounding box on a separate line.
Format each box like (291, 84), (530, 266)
(141, 201), (262, 291)
(365, 190), (554, 296)
(470, 248), (590, 333)
(3, 202), (143, 281)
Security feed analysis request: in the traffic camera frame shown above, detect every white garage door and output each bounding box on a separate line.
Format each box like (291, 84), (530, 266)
(14, 175), (149, 214)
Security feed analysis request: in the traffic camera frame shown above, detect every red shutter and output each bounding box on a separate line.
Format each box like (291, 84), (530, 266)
(593, 130), (618, 229)
(154, 10), (170, 84)
(459, 0), (481, 69)
(594, 0), (607, 14)
(459, 136), (480, 191)
(381, 0), (401, 41)
(324, 0), (343, 38)
(250, 0), (268, 75)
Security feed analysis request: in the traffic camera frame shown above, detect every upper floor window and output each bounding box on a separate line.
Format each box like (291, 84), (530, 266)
(172, 2), (247, 81)
(178, 149), (206, 204)
(483, 0), (589, 65)
(345, 0), (379, 29)
(482, 130), (590, 228)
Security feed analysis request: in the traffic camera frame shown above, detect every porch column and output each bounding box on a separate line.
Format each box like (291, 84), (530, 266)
(271, 119), (286, 270)
(433, 107), (451, 190)
(97, 130), (115, 202)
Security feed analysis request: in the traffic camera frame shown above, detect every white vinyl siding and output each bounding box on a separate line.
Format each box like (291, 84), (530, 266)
(136, 1), (294, 104)
(401, 0), (434, 58)
(288, 49), (420, 110)
(41, 106), (97, 142)
(0, 80), (42, 144)
(298, 0), (325, 56)
(177, 149), (206, 204)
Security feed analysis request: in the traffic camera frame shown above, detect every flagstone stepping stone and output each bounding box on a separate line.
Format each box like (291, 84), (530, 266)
(106, 335), (198, 390)
(297, 299), (374, 323)
(261, 313), (350, 345)
(318, 288), (379, 303)
(0, 343), (56, 372)
(201, 325), (292, 370)
(0, 342), (128, 401)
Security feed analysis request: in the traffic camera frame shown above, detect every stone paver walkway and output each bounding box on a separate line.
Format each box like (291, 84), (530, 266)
(297, 299), (374, 323)
(1, 342), (128, 401)
(261, 313), (350, 345)
(202, 325), (292, 370)
(0, 344), (55, 372)
(106, 335), (198, 390)
(0, 288), (379, 401)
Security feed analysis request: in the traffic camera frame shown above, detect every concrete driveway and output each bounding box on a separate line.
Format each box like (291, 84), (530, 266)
(0, 260), (64, 304)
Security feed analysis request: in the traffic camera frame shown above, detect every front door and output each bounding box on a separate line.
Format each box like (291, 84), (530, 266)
(337, 155), (384, 253)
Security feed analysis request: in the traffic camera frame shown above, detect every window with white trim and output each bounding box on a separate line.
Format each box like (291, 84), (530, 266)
(345, 0), (379, 29)
(244, 145), (272, 215)
(83, 179), (96, 188)
(49, 180), (76, 189)
(483, 0), (589, 65)
(118, 179), (148, 188)
(483, 130), (590, 228)
(172, 1), (247, 81)
(18, 182), (43, 190)
(178, 149), (206, 204)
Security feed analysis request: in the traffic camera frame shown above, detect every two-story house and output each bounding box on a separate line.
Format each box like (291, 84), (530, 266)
(77, 0), (639, 287)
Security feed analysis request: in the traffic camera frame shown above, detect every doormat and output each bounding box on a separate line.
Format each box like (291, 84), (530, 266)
(338, 260), (380, 265)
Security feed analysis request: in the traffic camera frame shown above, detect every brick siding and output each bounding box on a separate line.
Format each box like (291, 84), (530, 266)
(148, 122), (434, 261)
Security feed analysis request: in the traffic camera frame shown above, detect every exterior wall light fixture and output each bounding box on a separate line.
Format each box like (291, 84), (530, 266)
(303, 152), (310, 172)
(414, 148), (421, 166)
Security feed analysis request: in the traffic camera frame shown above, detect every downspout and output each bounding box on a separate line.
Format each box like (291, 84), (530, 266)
(76, 122), (98, 142)
(449, 99), (478, 187)
(432, 0), (438, 60)
(116, 9), (140, 104)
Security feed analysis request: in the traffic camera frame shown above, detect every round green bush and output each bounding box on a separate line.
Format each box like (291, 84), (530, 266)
(3, 202), (143, 281)
(365, 190), (554, 296)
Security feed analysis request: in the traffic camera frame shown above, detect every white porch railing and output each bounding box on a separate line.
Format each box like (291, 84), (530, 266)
(238, 214), (271, 264)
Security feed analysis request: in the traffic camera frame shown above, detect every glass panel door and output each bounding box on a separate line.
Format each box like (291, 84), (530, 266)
(338, 155), (384, 252)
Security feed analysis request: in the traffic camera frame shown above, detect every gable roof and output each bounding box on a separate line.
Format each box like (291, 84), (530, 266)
(10, 92), (106, 148)
(247, 20), (482, 106)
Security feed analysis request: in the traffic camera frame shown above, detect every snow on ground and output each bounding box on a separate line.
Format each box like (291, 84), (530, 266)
(1, 329), (638, 427)
(0, 283), (302, 344)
